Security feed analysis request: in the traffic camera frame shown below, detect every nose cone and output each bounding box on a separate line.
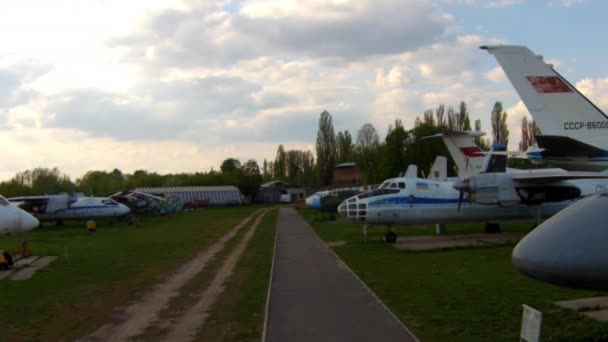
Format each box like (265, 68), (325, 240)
(305, 195), (322, 210)
(337, 199), (348, 217)
(512, 189), (608, 290)
(117, 203), (131, 216)
(19, 210), (39, 231)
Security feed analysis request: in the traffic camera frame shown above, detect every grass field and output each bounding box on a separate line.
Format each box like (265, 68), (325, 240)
(299, 208), (608, 341)
(0, 206), (266, 341)
(196, 208), (278, 341)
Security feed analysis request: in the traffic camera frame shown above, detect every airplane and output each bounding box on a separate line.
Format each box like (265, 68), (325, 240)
(110, 190), (182, 215)
(0, 195), (39, 234)
(512, 187), (608, 291)
(338, 133), (608, 242)
(482, 45), (608, 171)
(9, 194), (131, 225)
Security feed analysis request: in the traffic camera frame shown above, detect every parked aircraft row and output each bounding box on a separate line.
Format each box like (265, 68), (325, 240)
(482, 44), (608, 290)
(338, 131), (608, 242)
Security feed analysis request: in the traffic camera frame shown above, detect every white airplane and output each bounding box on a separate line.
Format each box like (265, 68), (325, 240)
(0, 195), (39, 234)
(9, 194), (130, 225)
(338, 133), (608, 242)
(482, 45), (608, 171)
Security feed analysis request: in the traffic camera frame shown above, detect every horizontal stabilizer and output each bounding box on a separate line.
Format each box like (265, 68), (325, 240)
(536, 135), (606, 158)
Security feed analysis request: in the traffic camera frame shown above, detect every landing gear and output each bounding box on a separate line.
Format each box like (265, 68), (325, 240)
(384, 226), (397, 243)
(484, 222), (501, 234)
(56, 220), (64, 227)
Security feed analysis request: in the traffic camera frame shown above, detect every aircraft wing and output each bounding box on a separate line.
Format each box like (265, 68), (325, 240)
(511, 171), (608, 183)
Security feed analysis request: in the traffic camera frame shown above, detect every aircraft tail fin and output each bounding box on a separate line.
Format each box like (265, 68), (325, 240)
(424, 130), (486, 178)
(482, 45), (608, 147)
(482, 143), (508, 173)
(405, 164), (418, 178)
(428, 156), (448, 180)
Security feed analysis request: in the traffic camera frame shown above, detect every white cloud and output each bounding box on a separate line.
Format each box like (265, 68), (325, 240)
(484, 66), (507, 83)
(485, 0), (524, 8)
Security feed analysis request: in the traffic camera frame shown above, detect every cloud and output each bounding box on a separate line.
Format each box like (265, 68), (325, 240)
(575, 77), (608, 110)
(113, 0), (456, 68)
(485, 0), (524, 8)
(484, 66), (507, 83)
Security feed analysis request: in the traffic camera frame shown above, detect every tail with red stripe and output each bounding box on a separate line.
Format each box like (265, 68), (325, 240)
(482, 45), (608, 151)
(425, 131), (487, 178)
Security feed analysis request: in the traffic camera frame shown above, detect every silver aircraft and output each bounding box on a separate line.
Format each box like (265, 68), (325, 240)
(10, 194), (130, 224)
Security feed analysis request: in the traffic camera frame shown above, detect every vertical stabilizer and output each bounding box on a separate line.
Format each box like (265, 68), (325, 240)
(425, 131), (487, 178)
(428, 156), (448, 180)
(482, 45), (608, 149)
(404, 164), (418, 178)
(481, 143), (508, 173)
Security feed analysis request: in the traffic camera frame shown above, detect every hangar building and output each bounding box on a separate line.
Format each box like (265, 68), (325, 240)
(134, 186), (243, 208)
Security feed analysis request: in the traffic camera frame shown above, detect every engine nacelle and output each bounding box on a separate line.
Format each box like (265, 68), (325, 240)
(467, 173), (521, 206)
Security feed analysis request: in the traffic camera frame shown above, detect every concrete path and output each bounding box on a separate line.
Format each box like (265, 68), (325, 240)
(264, 208), (417, 342)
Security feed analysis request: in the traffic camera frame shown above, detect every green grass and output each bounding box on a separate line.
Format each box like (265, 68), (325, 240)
(0, 206), (265, 341)
(298, 208), (608, 341)
(196, 208), (278, 341)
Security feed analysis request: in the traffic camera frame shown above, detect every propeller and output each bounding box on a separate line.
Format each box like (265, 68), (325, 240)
(458, 190), (464, 211)
(453, 178), (470, 212)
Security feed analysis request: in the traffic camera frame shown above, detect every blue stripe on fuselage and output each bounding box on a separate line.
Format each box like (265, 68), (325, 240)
(368, 196), (461, 207)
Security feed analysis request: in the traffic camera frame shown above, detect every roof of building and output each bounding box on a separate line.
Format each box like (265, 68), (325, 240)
(335, 162), (356, 169)
(134, 186), (241, 193)
(261, 180), (289, 188)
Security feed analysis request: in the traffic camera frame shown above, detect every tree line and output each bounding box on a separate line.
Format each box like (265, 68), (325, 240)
(0, 100), (536, 197)
(266, 100), (535, 188)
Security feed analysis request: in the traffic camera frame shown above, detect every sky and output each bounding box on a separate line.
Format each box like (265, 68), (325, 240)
(1, 0), (608, 181)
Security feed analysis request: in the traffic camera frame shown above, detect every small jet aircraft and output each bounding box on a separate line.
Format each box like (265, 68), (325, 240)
(482, 45), (608, 171)
(9, 194), (130, 225)
(0, 195), (39, 234)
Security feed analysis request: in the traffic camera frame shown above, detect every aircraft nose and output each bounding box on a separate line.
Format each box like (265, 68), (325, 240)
(19, 210), (40, 231)
(337, 196), (366, 221)
(512, 189), (608, 290)
(118, 203), (131, 216)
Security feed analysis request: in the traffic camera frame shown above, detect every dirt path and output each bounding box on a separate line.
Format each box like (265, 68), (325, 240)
(81, 208), (266, 342)
(162, 209), (268, 341)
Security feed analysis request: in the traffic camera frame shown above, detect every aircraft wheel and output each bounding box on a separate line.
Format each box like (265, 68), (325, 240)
(385, 231), (397, 243)
(485, 222), (501, 234)
(56, 220), (64, 227)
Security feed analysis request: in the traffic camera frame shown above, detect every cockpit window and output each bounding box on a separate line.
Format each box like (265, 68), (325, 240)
(102, 199), (118, 205)
(398, 182), (406, 189)
(389, 183), (397, 188)
(357, 188), (400, 199)
(0, 196), (9, 206)
(380, 181), (390, 189)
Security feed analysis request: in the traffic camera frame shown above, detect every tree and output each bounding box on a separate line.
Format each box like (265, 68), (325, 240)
(300, 150), (315, 187)
(491, 101), (509, 146)
(315, 110), (336, 186)
(273, 145), (286, 180)
(238, 159), (262, 200)
(435, 104), (445, 128)
(285, 150), (302, 185)
(519, 116), (539, 151)
(354, 123), (381, 183)
(459, 101), (472, 131)
(220, 158), (241, 174)
(356, 123), (379, 147)
(474, 119), (490, 151)
(336, 130), (353, 163)
(382, 120), (409, 179)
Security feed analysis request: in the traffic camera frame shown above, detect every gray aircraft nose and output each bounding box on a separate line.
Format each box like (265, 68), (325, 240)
(20, 210), (40, 231)
(118, 203), (131, 216)
(512, 189), (608, 290)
